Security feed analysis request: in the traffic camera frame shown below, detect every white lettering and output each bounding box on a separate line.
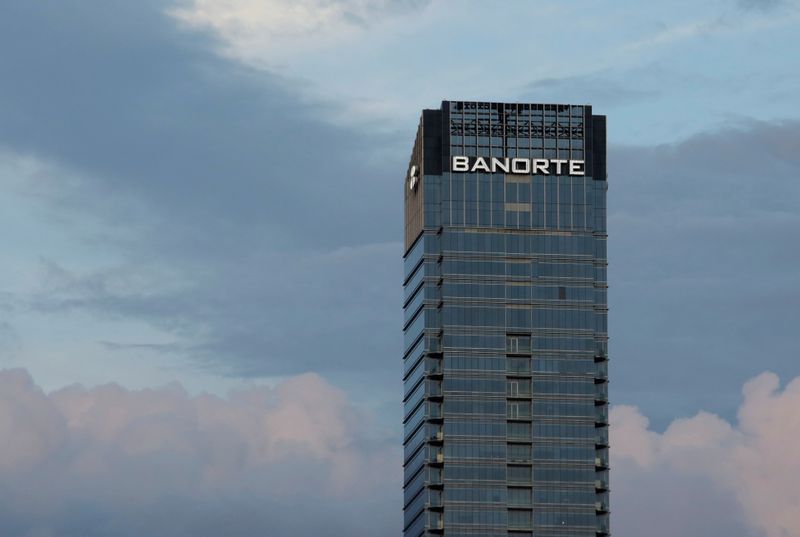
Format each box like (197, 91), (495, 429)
(452, 156), (469, 172)
(532, 159), (550, 175)
(471, 157), (491, 173)
(511, 158), (531, 174)
(569, 160), (585, 176)
(451, 157), (587, 176)
(490, 157), (510, 173)
(552, 159), (567, 175)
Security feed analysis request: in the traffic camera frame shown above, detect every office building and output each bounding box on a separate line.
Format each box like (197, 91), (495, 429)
(403, 101), (609, 537)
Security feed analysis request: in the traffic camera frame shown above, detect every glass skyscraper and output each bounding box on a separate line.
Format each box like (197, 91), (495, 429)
(403, 101), (609, 537)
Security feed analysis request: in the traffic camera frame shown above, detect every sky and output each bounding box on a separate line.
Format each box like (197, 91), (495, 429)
(0, 0), (798, 535)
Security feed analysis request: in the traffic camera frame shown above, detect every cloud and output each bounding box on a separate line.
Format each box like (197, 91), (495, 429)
(3, 367), (800, 536)
(618, 16), (733, 53)
(170, 0), (431, 62)
(737, 0), (784, 11)
(0, 368), (400, 536)
(0, 322), (20, 358)
(25, 241), (401, 380)
(1, 1), (798, 426)
(612, 371), (800, 537)
(609, 119), (800, 425)
(0, 1), (401, 253)
(522, 68), (662, 109)
(0, 1), (406, 384)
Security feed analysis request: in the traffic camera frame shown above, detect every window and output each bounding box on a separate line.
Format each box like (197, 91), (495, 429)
(508, 509), (532, 527)
(507, 487), (531, 506)
(507, 443), (531, 462)
(507, 357), (531, 374)
(506, 422), (531, 440)
(506, 335), (531, 353)
(507, 465), (531, 483)
(558, 286), (566, 300)
(507, 379), (531, 396)
(507, 401), (531, 419)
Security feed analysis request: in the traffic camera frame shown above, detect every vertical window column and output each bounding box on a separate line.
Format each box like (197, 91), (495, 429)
(594, 347), (610, 535)
(506, 334), (533, 533)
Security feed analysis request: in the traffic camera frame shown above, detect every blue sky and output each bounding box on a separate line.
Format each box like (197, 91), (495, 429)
(0, 1), (799, 535)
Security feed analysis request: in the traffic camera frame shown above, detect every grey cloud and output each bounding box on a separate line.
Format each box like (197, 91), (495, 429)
(28, 241), (401, 382)
(0, 322), (20, 359)
(23, 118), (800, 428)
(522, 69), (661, 108)
(97, 340), (185, 354)
(3, 0), (799, 429)
(610, 119), (800, 426)
(0, 0), (402, 254)
(0, 1), (407, 386)
(0, 368), (400, 537)
(737, 0), (784, 11)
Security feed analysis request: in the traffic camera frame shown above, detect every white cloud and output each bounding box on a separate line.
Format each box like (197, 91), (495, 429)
(169, 0), (428, 65)
(612, 371), (800, 537)
(167, 1), (800, 139)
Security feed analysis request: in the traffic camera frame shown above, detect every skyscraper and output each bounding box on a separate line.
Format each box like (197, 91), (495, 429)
(403, 101), (609, 537)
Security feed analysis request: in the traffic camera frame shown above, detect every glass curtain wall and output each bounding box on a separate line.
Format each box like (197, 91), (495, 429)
(404, 101), (609, 537)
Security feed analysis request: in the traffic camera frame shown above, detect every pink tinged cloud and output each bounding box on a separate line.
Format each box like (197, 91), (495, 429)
(611, 371), (800, 537)
(2, 368), (799, 536)
(0, 369), (399, 512)
(0, 369), (68, 473)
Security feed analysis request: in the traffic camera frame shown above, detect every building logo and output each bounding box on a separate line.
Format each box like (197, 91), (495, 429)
(408, 165), (420, 191)
(452, 156), (585, 176)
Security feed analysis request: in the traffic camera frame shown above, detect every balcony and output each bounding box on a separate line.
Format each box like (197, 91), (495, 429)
(596, 515), (611, 536)
(595, 406), (608, 425)
(595, 361), (608, 380)
(594, 349), (608, 363)
(427, 490), (443, 509)
(426, 514), (444, 532)
(427, 359), (443, 377)
(428, 380), (443, 399)
(426, 468), (443, 487)
(595, 384), (608, 404)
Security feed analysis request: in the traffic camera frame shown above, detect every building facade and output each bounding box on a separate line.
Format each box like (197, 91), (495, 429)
(403, 101), (609, 537)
